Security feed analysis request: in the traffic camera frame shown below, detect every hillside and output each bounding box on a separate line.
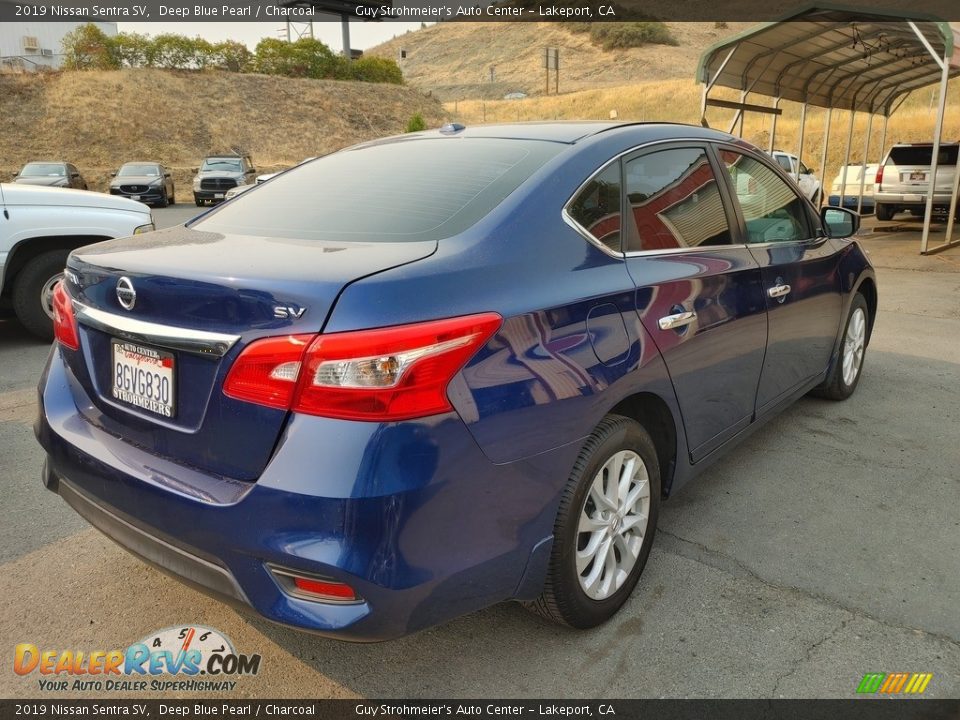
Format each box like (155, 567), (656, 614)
(368, 22), (752, 101)
(0, 68), (445, 191)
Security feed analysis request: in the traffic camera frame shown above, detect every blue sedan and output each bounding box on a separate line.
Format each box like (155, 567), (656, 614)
(36, 123), (875, 639)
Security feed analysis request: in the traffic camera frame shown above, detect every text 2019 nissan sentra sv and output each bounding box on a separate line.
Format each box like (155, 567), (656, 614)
(35, 123), (876, 640)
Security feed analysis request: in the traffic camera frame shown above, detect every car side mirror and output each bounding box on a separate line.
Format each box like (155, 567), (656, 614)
(110, 172), (117, 177)
(191, 168), (199, 174)
(71, 173), (80, 178)
(164, 173), (171, 178)
(821, 206), (859, 239)
(805, 167), (816, 174)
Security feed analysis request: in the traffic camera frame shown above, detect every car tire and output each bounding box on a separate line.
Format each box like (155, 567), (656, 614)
(875, 204), (894, 221)
(812, 293), (869, 401)
(529, 414), (660, 628)
(12, 249), (70, 342)
(155, 189), (169, 209)
(194, 194), (204, 207)
(169, 191), (176, 205)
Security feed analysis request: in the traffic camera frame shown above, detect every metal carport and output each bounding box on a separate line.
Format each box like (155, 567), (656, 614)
(697, 5), (960, 254)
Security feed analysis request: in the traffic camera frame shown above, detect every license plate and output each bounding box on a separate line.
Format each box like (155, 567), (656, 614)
(214, 193), (224, 199)
(909, 172), (927, 181)
(111, 339), (175, 418)
(130, 195), (140, 200)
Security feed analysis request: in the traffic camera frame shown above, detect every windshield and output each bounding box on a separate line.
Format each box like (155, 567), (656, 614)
(201, 158), (243, 172)
(193, 138), (562, 243)
(118, 164), (160, 177)
(21, 163), (65, 177)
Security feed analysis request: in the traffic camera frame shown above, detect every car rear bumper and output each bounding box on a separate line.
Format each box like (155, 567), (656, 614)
(874, 191), (955, 206)
(35, 346), (568, 640)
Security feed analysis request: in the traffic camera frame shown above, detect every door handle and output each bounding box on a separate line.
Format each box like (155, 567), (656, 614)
(658, 311), (697, 330)
(768, 284), (792, 299)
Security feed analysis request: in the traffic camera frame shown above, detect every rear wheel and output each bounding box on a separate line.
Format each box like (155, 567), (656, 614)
(529, 414), (660, 628)
(875, 203), (894, 221)
(12, 249), (69, 341)
(812, 293), (869, 401)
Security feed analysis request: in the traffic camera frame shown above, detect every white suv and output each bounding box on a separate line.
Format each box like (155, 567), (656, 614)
(0, 183), (153, 340)
(768, 150), (823, 206)
(874, 143), (959, 221)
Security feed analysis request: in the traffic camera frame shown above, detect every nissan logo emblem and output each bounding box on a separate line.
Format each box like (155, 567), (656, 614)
(116, 277), (137, 310)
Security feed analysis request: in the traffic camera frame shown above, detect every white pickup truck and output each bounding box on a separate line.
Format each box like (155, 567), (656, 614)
(0, 183), (153, 340)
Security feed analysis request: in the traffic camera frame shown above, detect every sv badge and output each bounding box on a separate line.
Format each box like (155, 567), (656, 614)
(273, 305), (306, 319)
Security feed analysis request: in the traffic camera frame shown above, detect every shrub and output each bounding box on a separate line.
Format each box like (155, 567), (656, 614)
(253, 37), (341, 79)
(406, 113), (427, 133)
(61, 23), (119, 70)
(150, 33), (201, 69)
(589, 22), (678, 50)
(349, 56), (403, 85)
(212, 40), (252, 73)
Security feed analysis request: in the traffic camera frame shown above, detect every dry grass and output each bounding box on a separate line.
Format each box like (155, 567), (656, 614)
(0, 68), (445, 192)
(368, 22), (752, 101)
(447, 78), (960, 188)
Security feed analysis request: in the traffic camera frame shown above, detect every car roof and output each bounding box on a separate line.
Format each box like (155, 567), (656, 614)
(379, 122), (738, 147)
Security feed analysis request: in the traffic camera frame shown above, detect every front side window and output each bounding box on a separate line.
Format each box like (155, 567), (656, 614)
(623, 147), (732, 252)
(567, 163), (622, 253)
(720, 149), (813, 244)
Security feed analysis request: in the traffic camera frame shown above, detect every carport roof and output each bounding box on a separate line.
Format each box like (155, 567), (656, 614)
(697, 4), (960, 116)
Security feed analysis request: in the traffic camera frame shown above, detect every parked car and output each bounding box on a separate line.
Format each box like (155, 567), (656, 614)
(109, 162), (176, 208)
(36, 123), (875, 640)
(874, 142), (959, 221)
(0, 183), (153, 339)
(223, 158), (319, 200)
(192, 155), (256, 206)
(829, 164), (877, 214)
(13, 162), (88, 190)
(768, 150), (822, 205)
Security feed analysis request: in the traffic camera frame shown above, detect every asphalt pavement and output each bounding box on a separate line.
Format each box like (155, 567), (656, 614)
(0, 209), (958, 698)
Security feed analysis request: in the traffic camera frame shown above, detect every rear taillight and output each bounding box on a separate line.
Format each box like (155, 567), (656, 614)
(52, 281), (79, 350)
(223, 313), (501, 422)
(875, 164), (884, 187)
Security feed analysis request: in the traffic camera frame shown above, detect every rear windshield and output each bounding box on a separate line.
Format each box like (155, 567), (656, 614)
(21, 163), (65, 177)
(887, 145), (959, 166)
(192, 138), (562, 242)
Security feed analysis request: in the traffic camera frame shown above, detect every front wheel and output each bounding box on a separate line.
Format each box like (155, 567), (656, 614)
(529, 414), (660, 628)
(12, 249), (70, 341)
(812, 293), (869, 401)
(194, 194), (204, 207)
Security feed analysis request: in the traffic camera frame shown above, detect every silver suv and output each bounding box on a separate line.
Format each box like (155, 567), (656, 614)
(191, 155), (256, 206)
(874, 143), (958, 221)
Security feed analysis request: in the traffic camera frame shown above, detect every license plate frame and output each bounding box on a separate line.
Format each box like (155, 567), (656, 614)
(909, 172), (927, 181)
(111, 339), (176, 418)
(130, 195), (140, 200)
(214, 193), (225, 199)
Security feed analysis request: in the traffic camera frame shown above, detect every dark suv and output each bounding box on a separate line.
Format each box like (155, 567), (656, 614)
(192, 155), (256, 206)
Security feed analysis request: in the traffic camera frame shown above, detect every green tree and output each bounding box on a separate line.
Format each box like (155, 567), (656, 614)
(151, 33), (199, 69)
(253, 37), (341, 79)
(212, 40), (251, 72)
(113, 32), (150, 67)
(60, 23), (119, 70)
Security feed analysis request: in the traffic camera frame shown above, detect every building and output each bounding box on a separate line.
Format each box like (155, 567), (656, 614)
(0, 22), (117, 71)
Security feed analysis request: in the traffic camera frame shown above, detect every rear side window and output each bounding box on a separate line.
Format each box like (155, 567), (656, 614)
(567, 163), (622, 253)
(194, 138), (562, 242)
(888, 145), (959, 166)
(623, 147), (733, 252)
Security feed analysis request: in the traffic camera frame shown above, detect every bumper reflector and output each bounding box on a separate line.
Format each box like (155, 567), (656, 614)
(269, 566), (359, 603)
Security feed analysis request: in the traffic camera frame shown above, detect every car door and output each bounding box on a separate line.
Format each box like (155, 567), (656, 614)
(622, 143), (768, 462)
(716, 146), (844, 414)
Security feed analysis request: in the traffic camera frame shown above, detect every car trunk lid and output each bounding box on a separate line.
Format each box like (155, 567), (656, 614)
(62, 224), (436, 480)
